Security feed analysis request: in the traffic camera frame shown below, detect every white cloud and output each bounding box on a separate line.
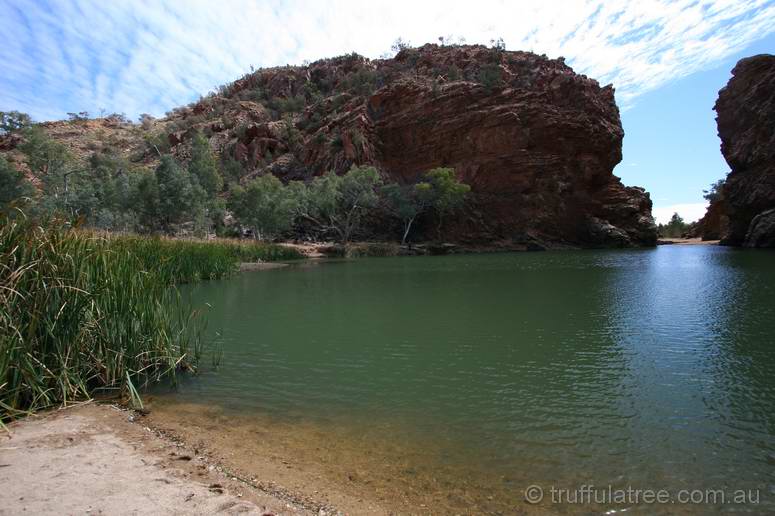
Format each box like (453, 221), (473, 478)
(1, 0), (774, 120)
(653, 202), (710, 224)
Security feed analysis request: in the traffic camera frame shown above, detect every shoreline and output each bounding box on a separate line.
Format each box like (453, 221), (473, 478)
(1, 400), (557, 515)
(0, 403), (338, 516)
(656, 237), (720, 245)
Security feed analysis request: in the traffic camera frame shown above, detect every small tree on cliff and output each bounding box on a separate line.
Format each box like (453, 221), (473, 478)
(0, 111), (32, 134)
(703, 179), (725, 203)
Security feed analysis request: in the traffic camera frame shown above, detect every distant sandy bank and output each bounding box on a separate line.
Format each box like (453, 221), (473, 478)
(657, 238), (721, 245)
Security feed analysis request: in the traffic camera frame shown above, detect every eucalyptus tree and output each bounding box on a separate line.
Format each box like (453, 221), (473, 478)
(229, 174), (298, 240)
(297, 165), (383, 243)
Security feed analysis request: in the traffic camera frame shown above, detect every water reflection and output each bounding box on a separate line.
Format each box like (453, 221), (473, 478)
(154, 246), (775, 513)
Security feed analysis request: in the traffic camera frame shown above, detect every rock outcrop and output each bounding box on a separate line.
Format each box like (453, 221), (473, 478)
(713, 54), (775, 247)
(226, 45), (656, 247)
(2, 44), (657, 248)
(691, 197), (727, 241)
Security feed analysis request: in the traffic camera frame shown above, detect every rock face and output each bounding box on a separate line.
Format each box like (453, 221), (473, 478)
(233, 45), (655, 247)
(2, 44), (657, 248)
(363, 50), (654, 247)
(713, 54), (775, 247)
(692, 197), (727, 241)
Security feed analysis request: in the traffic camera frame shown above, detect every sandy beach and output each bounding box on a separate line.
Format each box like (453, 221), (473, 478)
(0, 403), (331, 516)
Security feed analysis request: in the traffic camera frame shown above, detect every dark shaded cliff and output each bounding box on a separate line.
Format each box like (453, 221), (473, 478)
(712, 54), (775, 247)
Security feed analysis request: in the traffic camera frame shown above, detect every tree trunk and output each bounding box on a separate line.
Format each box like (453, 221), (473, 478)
(401, 217), (415, 245)
(436, 213), (444, 239)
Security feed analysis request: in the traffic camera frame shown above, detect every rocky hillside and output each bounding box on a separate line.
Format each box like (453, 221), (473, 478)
(703, 54), (775, 247)
(1, 44), (657, 248)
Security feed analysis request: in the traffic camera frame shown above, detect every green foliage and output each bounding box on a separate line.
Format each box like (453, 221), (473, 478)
(279, 117), (303, 153)
(703, 179), (725, 203)
(658, 212), (690, 238)
(155, 155), (204, 232)
(0, 217), (207, 421)
(381, 182), (431, 244)
(0, 157), (34, 211)
(391, 37), (411, 54)
(425, 167), (470, 216)
(8, 115), (472, 246)
(478, 63), (502, 93)
(144, 131), (171, 156)
(66, 111), (90, 121)
(242, 87), (266, 102)
(382, 168), (469, 243)
(208, 198), (227, 236)
(229, 174), (299, 240)
(86, 152), (141, 230)
(132, 169), (161, 231)
(0, 111), (32, 134)
(302, 80), (324, 104)
(188, 131), (223, 195)
(312, 130), (328, 146)
(490, 37), (506, 51)
(20, 126), (70, 176)
(107, 234), (303, 285)
(221, 155), (246, 183)
(330, 131), (344, 151)
(341, 68), (378, 96)
(10, 122), (217, 236)
(268, 95), (306, 115)
(299, 165), (383, 243)
(18, 127), (93, 219)
(445, 65), (462, 81)
(138, 113), (155, 130)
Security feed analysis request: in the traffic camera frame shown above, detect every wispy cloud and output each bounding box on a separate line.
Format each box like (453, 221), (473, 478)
(1, 0), (774, 121)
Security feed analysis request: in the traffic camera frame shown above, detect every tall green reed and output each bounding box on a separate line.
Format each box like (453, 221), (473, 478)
(0, 217), (206, 421)
(105, 235), (304, 284)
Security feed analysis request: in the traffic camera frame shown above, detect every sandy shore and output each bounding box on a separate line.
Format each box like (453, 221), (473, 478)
(0, 403), (332, 516)
(239, 262), (291, 272)
(657, 238), (720, 245)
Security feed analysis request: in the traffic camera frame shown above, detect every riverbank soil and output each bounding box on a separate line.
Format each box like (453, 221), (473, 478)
(0, 403), (318, 515)
(657, 238), (720, 245)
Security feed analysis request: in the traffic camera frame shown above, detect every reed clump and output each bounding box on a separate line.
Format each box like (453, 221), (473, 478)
(0, 217), (210, 422)
(105, 235), (304, 284)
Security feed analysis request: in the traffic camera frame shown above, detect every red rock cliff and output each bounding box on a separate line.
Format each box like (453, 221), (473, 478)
(224, 45), (656, 247)
(713, 54), (775, 247)
(2, 45), (657, 248)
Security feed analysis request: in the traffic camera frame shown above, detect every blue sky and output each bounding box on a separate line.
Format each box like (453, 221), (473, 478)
(1, 0), (774, 222)
(619, 32), (775, 223)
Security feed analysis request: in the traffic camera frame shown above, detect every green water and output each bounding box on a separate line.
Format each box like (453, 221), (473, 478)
(162, 246), (775, 513)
